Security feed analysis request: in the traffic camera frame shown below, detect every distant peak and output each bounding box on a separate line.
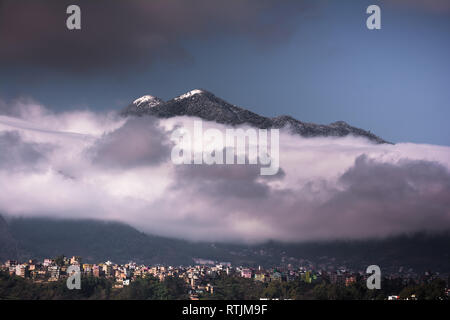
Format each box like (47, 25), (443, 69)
(133, 95), (164, 108)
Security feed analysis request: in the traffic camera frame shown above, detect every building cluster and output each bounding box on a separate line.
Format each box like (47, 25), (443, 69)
(1, 257), (449, 300)
(238, 265), (363, 286)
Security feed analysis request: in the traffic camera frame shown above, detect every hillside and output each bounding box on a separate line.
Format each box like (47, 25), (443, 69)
(2, 216), (449, 274)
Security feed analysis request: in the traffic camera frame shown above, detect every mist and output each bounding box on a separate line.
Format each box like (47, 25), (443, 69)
(0, 98), (449, 243)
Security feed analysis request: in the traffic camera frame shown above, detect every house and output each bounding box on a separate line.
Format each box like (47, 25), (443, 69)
(345, 276), (357, 287)
(5, 260), (17, 268)
(271, 271), (282, 282)
(206, 283), (214, 294)
(15, 264), (27, 278)
(48, 266), (60, 281)
(241, 268), (252, 279)
(70, 256), (81, 265)
(93, 265), (101, 278)
(254, 271), (268, 282)
(43, 259), (54, 267)
(82, 264), (93, 274)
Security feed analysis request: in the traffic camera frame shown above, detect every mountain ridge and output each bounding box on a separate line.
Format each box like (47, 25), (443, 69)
(121, 89), (389, 144)
(0, 215), (18, 261)
(2, 215), (449, 273)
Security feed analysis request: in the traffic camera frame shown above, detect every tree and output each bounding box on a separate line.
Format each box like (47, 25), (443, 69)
(54, 255), (66, 267)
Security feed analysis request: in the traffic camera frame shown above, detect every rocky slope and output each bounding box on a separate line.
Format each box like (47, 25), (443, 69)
(121, 89), (389, 144)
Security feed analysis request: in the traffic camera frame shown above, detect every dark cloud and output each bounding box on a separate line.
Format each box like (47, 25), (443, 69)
(89, 116), (171, 168)
(168, 154), (450, 242)
(0, 0), (311, 73)
(174, 163), (271, 199)
(301, 155), (450, 240)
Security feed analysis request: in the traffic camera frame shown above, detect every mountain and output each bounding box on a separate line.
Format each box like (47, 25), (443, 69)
(121, 89), (388, 144)
(5, 217), (246, 266)
(0, 215), (18, 261)
(3, 216), (449, 273)
(6, 217), (196, 266)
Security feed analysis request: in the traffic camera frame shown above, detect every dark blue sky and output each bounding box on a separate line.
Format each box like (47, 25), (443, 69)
(1, 0), (449, 145)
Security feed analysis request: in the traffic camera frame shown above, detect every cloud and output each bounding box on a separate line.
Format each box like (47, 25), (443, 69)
(89, 117), (172, 169)
(313, 155), (450, 239)
(0, 131), (51, 171)
(0, 99), (449, 243)
(173, 163), (272, 199)
(0, 0), (311, 73)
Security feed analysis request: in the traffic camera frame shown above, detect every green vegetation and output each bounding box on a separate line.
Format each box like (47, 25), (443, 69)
(399, 279), (447, 300)
(115, 276), (189, 300)
(199, 275), (447, 300)
(0, 271), (188, 300)
(0, 271), (113, 299)
(0, 271), (447, 300)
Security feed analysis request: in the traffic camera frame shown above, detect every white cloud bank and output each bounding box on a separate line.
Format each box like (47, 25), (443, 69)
(0, 98), (449, 243)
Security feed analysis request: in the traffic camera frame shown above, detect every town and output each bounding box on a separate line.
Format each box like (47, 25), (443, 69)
(1, 256), (449, 300)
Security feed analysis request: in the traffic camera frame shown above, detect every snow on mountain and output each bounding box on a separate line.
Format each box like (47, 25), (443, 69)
(133, 95), (164, 108)
(122, 95), (164, 115)
(174, 89), (204, 101)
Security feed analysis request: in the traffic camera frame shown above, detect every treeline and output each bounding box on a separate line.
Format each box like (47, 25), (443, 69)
(0, 271), (447, 300)
(0, 271), (188, 300)
(199, 274), (448, 300)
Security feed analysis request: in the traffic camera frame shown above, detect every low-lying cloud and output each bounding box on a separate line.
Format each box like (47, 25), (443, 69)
(89, 117), (172, 169)
(0, 131), (51, 171)
(0, 98), (449, 243)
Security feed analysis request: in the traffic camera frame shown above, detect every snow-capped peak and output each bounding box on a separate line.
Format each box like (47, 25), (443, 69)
(174, 89), (204, 101)
(133, 95), (163, 108)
